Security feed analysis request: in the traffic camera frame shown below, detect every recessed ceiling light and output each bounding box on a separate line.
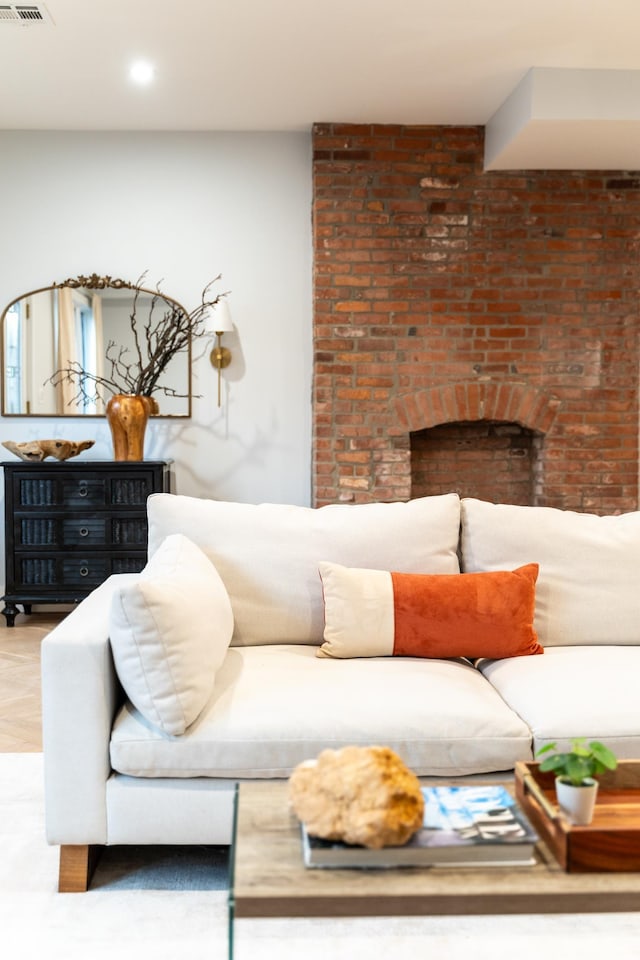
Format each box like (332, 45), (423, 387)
(129, 60), (155, 86)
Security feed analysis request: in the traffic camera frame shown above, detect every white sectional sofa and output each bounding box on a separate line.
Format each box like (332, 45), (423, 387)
(40, 492), (640, 890)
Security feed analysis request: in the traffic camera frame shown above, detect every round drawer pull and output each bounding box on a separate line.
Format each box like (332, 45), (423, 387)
(78, 484), (88, 498)
(79, 527), (89, 537)
(79, 565), (89, 577)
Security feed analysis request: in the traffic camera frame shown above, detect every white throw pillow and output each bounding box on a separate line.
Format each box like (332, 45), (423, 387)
(109, 533), (234, 735)
(460, 498), (640, 647)
(146, 493), (462, 647)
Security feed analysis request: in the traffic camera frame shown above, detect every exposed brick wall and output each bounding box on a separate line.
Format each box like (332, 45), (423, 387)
(313, 123), (640, 514)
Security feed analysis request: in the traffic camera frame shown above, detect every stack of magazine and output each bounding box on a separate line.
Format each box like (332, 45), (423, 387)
(301, 784), (539, 869)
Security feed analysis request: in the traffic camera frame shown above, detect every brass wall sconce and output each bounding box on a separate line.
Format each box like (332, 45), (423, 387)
(208, 300), (233, 406)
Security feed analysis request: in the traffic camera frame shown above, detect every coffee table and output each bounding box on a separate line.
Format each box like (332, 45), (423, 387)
(228, 781), (640, 959)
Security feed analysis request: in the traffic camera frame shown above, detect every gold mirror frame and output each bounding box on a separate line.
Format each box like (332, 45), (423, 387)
(1, 274), (192, 418)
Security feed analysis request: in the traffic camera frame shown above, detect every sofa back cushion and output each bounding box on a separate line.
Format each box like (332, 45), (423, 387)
(460, 498), (640, 646)
(147, 493), (461, 646)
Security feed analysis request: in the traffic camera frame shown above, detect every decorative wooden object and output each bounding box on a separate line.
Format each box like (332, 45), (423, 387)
(515, 760), (640, 872)
(105, 394), (157, 461)
(1, 459), (171, 626)
(2, 439), (94, 462)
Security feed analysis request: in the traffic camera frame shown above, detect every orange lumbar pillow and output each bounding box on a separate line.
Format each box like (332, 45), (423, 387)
(317, 561), (542, 661)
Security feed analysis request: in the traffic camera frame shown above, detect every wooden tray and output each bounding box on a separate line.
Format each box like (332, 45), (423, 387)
(515, 760), (640, 872)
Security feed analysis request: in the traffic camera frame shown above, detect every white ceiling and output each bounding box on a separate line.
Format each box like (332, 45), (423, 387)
(3, 0), (640, 168)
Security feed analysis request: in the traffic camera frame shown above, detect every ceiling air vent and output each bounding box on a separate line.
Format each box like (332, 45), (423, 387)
(0, 4), (54, 24)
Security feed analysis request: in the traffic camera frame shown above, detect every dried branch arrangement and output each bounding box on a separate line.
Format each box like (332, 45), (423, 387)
(48, 274), (226, 407)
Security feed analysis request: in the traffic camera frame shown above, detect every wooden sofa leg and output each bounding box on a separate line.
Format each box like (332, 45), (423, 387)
(58, 844), (102, 892)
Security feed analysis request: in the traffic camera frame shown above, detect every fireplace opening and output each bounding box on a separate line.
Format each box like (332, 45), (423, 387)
(410, 420), (542, 506)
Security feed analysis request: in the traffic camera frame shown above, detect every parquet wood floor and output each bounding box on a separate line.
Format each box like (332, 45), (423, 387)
(0, 611), (65, 752)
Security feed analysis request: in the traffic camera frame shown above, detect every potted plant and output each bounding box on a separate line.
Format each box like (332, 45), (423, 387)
(536, 738), (617, 825)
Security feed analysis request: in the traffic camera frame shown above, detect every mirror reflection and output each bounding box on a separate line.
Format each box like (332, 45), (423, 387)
(2, 275), (191, 417)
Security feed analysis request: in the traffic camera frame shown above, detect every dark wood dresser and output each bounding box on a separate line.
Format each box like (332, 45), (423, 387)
(1, 460), (171, 626)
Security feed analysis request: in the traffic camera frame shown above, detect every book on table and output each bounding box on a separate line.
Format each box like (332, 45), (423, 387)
(301, 784), (539, 869)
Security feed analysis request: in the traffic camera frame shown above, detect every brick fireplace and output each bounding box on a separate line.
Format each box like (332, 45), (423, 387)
(313, 124), (639, 514)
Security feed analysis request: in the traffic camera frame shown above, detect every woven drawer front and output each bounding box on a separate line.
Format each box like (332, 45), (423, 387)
(19, 518), (57, 546)
(111, 518), (147, 545)
(19, 557), (57, 585)
(111, 556), (146, 574)
(111, 477), (153, 505)
(18, 478), (56, 506)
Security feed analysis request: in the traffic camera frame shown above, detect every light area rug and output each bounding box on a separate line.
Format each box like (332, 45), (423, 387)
(3, 753), (640, 960)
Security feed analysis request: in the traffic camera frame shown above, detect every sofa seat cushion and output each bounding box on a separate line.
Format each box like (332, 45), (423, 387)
(146, 493), (461, 647)
(461, 498), (640, 647)
(110, 645), (532, 779)
(478, 646), (640, 757)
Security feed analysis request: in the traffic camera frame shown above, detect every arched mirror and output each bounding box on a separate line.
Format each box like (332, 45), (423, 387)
(1, 274), (191, 417)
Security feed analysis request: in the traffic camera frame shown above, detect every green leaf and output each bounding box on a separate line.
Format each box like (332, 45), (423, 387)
(539, 753), (566, 774)
(589, 741), (618, 770)
(569, 737), (589, 758)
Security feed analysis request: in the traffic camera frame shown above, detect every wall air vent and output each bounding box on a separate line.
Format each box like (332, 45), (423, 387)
(0, 4), (54, 24)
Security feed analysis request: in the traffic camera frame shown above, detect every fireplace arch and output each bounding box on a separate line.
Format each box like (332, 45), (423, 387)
(391, 382), (560, 438)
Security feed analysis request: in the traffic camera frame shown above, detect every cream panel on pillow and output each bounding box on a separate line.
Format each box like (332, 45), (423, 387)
(147, 493), (461, 646)
(461, 498), (640, 646)
(109, 533), (234, 735)
(317, 562), (394, 658)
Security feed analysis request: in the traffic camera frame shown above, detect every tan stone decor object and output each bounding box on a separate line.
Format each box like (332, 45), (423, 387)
(288, 745), (424, 849)
(2, 439), (95, 462)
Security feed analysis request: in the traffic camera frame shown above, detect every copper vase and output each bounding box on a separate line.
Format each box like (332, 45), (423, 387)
(105, 394), (156, 461)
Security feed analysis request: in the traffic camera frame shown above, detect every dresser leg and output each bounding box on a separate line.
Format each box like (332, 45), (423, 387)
(1, 602), (19, 627)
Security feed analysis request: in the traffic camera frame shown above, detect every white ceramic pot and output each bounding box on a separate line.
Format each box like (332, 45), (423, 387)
(555, 777), (598, 825)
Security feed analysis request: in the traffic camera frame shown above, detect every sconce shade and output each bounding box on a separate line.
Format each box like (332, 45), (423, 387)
(206, 298), (233, 334)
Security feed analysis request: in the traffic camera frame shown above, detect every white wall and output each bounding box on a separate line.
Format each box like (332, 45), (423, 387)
(0, 130), (312, 489)
(0, 130), (312, 594)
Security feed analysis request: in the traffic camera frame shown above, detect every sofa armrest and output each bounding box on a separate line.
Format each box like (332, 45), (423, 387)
(41, 574), (137, 845)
